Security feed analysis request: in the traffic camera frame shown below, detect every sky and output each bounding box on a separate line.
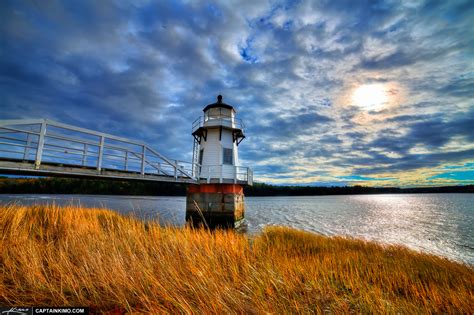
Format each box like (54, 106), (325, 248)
(1, 0), (473, 187)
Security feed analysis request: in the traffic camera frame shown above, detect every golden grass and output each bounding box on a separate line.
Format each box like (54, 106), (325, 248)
(0, 204), (472, 313)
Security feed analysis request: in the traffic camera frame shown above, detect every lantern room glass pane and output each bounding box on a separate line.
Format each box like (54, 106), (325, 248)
(205, 107), (232, 120)
(220, 108), (231, 118)
(207, 108), (220, 119)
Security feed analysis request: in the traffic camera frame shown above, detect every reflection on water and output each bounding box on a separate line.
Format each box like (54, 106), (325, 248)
(247, 195), (473, 265)
(1, 193), (472, 265)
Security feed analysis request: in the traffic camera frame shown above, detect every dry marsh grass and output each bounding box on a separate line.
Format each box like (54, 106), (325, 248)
(0, 204), (472, 313)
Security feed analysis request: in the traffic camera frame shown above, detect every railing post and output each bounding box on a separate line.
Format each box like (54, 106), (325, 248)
(82, 143), (88, 166)
(35, 121), (47, 169)
(219, 165), (223, 184)
(207, 166), (210, 184)
(174, 160), (178, 180)
(247, 168), (250, 185)
(23, 133), (31, 160)
(141, 145), (146, 175)
(124, 151), (128, 171)
(97, 136), (104, 172)
(234, 166), (237, 184)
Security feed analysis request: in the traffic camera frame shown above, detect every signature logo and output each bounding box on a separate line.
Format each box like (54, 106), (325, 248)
(1, 308), (30, 315)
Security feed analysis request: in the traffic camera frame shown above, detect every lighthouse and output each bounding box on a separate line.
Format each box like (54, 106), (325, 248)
(186, 95), (252, 228)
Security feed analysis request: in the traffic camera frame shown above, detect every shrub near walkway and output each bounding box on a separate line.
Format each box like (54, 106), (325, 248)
(0, 204), (472, 313)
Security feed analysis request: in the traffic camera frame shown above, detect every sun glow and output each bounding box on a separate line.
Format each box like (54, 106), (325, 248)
(352, 84), (388, 111)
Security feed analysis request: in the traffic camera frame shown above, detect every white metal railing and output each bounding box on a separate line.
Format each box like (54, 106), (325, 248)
(0, 119), (194, 181)
(192, 115), (245, 134)
(194, 164), (253, 184)
(0, 119), (254, 185)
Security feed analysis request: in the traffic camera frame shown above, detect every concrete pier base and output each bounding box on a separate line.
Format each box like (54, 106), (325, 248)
(186, 184), (245, 228)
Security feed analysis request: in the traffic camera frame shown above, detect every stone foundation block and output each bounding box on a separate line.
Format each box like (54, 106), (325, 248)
(186, 184), (245, 229)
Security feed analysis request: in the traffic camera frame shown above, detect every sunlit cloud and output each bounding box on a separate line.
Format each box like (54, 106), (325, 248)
(352, 84), (389, 111)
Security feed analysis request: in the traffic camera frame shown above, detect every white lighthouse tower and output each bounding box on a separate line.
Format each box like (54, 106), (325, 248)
(191, 95), (245, 182)
(186, 95), (251, 228)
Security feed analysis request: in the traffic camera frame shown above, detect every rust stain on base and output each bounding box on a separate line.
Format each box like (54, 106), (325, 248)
(186, 184), (245, 228)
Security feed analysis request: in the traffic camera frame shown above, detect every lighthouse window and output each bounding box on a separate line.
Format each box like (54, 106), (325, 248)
(223, 148), (233, 165)
(199, 149), (204, 165)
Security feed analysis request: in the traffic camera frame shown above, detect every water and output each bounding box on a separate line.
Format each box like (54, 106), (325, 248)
(1, 193), (472, 265)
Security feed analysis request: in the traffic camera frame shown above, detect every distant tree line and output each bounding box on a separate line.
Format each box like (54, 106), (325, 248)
(0, 177), (187, 196)
(0, 177), (472, 196)
(244, 182), (474, 196)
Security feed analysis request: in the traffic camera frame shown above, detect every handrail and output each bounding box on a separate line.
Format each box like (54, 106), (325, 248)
(193, 164), (253, 184)
(0, 119), (195, 180)
(0, 119), (252, 185)
(192, 115), (245, 133)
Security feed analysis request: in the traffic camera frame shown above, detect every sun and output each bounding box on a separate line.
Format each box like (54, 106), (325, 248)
(352, 83), (388, 111)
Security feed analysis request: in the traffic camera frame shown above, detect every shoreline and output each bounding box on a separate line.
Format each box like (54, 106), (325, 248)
(1, 177), (473, 197)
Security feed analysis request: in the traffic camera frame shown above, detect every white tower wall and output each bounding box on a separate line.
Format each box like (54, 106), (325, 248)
(199, 128), (240, 180)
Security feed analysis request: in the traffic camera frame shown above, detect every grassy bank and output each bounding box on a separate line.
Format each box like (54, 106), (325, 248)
(0, 205), (472, 313)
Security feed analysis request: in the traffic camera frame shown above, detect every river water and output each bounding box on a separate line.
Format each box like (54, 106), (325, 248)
(1, 193), (472, 265)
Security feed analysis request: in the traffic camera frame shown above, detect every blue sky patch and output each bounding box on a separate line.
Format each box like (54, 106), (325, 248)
(428, 171), (474, 181)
